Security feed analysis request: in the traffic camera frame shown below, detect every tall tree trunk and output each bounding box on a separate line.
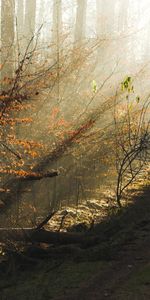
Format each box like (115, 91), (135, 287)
(118, 0), (130, 32)
(24, 0), (36, 44)
(16, 0), (24, 54)
(118, 0), (130, 68)
(96, 0), (117, 67)
(16, 0), (24, 36)
(51, 0), (62, 209)
(96, 0), (102, 38)
(1, 0), (15, 83)
(52, 0), (62, 46)
(74, 0), (87, 45)
(23, 0), (36, 74)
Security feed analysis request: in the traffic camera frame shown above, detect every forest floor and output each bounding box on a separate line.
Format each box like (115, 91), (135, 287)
(0, 181), (150, 300)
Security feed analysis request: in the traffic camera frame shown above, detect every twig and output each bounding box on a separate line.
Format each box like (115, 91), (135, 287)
(36, 211), (57, 230)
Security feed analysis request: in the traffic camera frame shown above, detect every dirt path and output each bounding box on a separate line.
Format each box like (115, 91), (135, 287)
(57, 187), (150, 300)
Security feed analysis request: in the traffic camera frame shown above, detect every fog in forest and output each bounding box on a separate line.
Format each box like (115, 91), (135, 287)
(0, 0), (150, 228)
(0, 1), (150, 299)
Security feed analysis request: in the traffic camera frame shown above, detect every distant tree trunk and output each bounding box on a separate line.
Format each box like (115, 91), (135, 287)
(118, 0), (130, 32)
(36, 0), (45, 47)
(96, 0), (107, 65)
(96, 0), (102, 38)
(74, 0), (87, 45)
(16, 0), (24, 36)
(15, 0), (24, 82)
(51, 1), (62, 209)
(24, 0), (36, 43)
(118, 0), (130, 68)
(52, 0), (62, 46)
(51, 0), (62, 78)
(23, 0), (36, 74)
(96, 0), (117, 67)
(1, 0), (15, 83)
(144, 23), (150, 60)
(96, 0), (103, 64)
(96, 0), (109, 37)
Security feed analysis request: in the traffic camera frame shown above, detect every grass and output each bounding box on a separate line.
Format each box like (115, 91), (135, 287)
(127, 263), (150, 290)
(113, 264), (150, 300)
(0, 259), (106, 300)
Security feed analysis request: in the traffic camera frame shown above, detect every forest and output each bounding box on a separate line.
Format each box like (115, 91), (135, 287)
(0, 0), (150, 299)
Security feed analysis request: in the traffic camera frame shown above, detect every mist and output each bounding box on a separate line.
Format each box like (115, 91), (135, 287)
(0, 1), (150, 299)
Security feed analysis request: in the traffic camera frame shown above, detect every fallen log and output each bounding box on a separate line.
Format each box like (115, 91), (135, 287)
(0, 228), (99, 246)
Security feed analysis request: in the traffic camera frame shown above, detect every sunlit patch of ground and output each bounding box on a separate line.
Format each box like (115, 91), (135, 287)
(44, 194), (117, 232)
(44, 168), (150, 233)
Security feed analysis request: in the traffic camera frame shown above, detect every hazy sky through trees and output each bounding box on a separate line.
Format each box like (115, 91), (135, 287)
(1, 0), (150, 65)
(0, 0), (150, 225)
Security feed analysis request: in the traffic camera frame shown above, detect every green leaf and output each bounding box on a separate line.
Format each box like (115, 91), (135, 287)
(121, 76), (134, 93)
(136, 96), (140, 103)
(91, 80), (97, 93)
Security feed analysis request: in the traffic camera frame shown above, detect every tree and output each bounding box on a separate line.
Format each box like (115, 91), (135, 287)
(1, 0), (15, 83)
(24, 0), (36, 48)
(74, 0), (87, 45)
(0, 27), (60, 213)
(16, 0), (24, 55)
(96, 0), (102, 38)
(114, 77), (150, 207)
(118, 0), (130, 32)
(52, 0), (62, 45)
(16, 0), (24, 35)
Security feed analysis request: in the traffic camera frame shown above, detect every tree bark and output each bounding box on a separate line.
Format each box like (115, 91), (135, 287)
(52, 0), (62, 44)
(24, 0), (36, 40)
(1, 0), (15, 82)
(74, 0), (87, 45)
